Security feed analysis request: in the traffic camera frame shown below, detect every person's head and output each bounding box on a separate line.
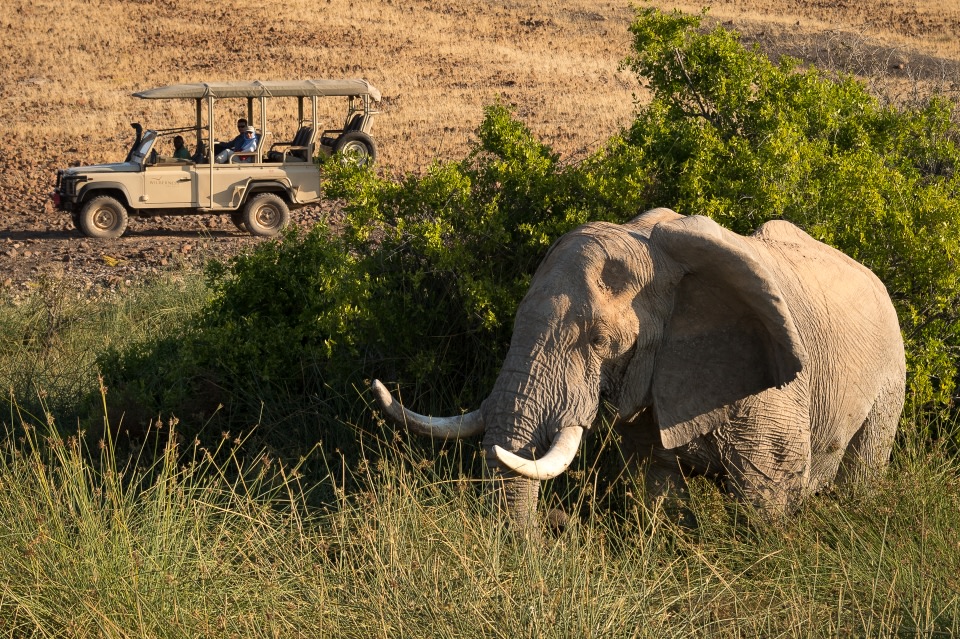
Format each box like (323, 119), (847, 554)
(173, 135), (184, 148)
(237, 118), (248, 131)
(244, 126), (256, 138)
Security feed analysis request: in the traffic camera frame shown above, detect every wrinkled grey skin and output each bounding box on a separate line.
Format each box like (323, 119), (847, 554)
(374, 208), (906, 528)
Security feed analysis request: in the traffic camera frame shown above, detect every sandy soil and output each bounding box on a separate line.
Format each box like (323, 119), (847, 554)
(1, 0), (957, 299)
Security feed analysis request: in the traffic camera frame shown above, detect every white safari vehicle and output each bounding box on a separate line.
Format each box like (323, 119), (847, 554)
(52, 80), (381, 238)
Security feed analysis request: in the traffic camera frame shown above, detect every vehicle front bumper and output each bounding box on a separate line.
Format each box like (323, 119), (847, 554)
(52, 170), (84, 212)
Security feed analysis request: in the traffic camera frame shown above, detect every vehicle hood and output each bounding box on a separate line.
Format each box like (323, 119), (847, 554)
(64, 162), (140, 175)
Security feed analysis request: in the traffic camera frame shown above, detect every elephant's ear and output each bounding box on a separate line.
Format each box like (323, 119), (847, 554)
(649, 215), (806, 450)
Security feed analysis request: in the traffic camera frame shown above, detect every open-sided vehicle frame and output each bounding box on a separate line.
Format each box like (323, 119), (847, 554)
(51, 79), (381, 238)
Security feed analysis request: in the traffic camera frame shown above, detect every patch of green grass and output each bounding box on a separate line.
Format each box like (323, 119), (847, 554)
(0, 272), (208, 421)
(0, 265), (956, 638)
(0, 387), (956, 637)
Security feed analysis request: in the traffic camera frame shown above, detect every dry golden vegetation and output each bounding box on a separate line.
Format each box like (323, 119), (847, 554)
(0, 0), (957, 292)
(5, 0), (959, 174)
(3, 0), (644, 175)
(668, 0), (960, 60)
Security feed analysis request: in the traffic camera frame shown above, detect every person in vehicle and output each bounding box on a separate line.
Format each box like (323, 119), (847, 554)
(215, 126), (258, 163)
(214, 118), (250, 155)
(172, 135), (191, 160)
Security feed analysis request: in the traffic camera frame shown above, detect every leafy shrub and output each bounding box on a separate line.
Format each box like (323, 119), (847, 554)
(99, 104), (646, 456)
(101, 8), (960, 461)
(622, 8), (960, 414)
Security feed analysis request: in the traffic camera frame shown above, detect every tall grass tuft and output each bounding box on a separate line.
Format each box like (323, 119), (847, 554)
(1, 385), (957, 637)
(0, 272), (208, 421)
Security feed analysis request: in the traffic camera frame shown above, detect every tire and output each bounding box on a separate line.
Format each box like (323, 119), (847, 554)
(230, 211), (248, 233)
(242, 193), (290, 237)
(78, 195), (128, 238)
(333, 131), (377, 167)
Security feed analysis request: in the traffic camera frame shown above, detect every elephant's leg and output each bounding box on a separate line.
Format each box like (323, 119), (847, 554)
(835, 376), (904, 487)
(612, 410), (688, 506)
(716, 390), (811, 513)
(644, 452), (689, 504)
(644, 436), (722, 506)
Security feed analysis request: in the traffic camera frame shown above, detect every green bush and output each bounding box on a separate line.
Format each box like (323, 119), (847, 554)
(622, 8), (960, 413)
(99, 104), (646, 456)
(101, 8), (960, 460)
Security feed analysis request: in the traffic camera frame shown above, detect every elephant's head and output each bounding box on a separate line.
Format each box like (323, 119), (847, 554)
(372, 208), (804, 528)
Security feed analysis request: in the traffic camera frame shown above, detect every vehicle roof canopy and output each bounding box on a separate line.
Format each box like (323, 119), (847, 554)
(133, 80), (381, 102)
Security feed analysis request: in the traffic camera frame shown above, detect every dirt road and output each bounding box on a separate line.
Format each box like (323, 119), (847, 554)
(0, 150), (338, 298)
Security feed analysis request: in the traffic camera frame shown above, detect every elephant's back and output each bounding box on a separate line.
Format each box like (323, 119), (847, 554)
(753, 220), (905, 444)
(754, 220), (881, 280)
(754, 219), (901, 347)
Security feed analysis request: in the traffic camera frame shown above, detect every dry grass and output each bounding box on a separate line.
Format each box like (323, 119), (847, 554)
(668, 0), (960, 109)
(0, 0), (956, 262)
(2, 0), (643, 176)
(4, 0), (958, 182)
(1, 387), (958, 636)
(664, 0), (960, 61)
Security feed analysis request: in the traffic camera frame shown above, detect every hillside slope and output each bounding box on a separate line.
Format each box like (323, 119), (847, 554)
(0, 0), (956, 295)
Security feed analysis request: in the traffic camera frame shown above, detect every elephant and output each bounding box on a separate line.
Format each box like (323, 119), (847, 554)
(371, 208), (906, 528)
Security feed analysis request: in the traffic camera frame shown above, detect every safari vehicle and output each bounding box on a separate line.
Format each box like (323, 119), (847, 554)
(51, 80), (381, 238)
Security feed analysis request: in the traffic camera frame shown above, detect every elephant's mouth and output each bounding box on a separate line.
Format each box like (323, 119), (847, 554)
(599, 342), (638, 400)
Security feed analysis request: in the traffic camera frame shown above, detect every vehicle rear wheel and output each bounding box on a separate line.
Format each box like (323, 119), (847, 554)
(333, 131), (377, 167)
(243, 193), (290, 237)
(230, 211), (248, 233)
(78, 195), (128, 238)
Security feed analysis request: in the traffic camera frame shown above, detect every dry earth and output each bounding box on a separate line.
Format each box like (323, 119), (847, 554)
(1, 0), (958, 298)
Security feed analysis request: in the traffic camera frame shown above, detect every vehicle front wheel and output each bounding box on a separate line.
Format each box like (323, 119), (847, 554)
(243, 193), (290, 237)
(78, 195), (129, 238)
(333, 131), (378, 167)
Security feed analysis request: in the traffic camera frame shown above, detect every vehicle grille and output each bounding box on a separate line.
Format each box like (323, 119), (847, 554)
(56, 171), (81, 197)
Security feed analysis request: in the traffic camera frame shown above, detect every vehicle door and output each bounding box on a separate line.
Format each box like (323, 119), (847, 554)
(131, 133), (197, 207)
(194, 165), (258, 209)
(142, 161), (197, 207)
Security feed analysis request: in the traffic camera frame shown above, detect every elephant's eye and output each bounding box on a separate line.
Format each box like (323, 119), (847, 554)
(590, 331), (610, 351)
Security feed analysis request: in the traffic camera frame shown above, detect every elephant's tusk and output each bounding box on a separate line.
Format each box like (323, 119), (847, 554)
(371, 379), (485, 440)
(492, 425), (585, 480)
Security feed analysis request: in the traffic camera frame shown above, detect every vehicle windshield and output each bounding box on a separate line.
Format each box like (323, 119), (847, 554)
(129, 130), (157, 165)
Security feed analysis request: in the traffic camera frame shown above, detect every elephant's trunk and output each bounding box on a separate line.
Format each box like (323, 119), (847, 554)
(479, 376), (569, 529)
(483, 456), (541, 530)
